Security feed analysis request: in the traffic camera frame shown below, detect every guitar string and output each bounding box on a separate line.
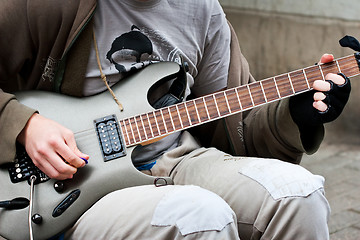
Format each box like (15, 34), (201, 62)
(73, 56), (358, 143)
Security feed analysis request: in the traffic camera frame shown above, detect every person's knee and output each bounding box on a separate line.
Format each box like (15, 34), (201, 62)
(237, 158), (330, 239)
(151, 185), (238, 237)
(238, 158), (326, 200)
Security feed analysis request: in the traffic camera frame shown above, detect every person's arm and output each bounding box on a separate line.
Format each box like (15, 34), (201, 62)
(242, 54), (350, 163)
(0, 91), (37, 164)
(0, 1), (89, 180)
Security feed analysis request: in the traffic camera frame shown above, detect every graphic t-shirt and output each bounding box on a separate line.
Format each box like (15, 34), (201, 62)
(84, 0), (231, 167)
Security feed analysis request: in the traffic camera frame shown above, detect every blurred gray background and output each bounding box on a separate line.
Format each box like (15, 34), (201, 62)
(220, 0), (360, 143)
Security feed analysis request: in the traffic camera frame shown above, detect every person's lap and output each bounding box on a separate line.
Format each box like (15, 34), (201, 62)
(66, 132), (330, 239)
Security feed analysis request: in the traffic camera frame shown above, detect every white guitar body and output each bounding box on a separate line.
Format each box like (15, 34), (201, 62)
(0, 62), (179, 240)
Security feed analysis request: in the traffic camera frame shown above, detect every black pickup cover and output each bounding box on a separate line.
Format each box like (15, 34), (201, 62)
(94, 115), (126, 161)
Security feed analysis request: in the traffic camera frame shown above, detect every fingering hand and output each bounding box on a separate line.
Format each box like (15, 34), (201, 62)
(289, 54), (351, 128)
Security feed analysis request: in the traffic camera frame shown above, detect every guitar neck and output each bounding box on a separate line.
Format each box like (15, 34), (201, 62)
(120, 54), (360, 147)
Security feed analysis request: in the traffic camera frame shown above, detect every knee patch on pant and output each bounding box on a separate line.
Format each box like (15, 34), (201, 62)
(238, 159), (325, 200)
(151, 185), (235, 236)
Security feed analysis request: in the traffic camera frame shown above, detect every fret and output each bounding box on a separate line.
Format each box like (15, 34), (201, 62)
(177, 103), (191, 128)
(247, 85), (255, 106)
(223, 92), (232, 113)
(212, 95), (221, 117)
(141, 114), (153, 139)
(289, 70), (308, 93)
(336, 60), (341, 72)
(129, 117), (140, 143)
(148, 112), (161, 137)
(175, 105), (184, 129)
(154, 110), (167, 135)
(202, 97), (211, 120)
(287, 73), (295, 94)
(169, 107), (176, 131)
(134, 116), (145, 141)
(237, 85), (253, 109)
(161, 108), (174, 133)
(274, 74), (293, 97)
(194, 98), (209, 122)
(235, 88), (243, 110)
(337, 56), (359, 77)
(318, 64), (325, 80)
(320, 61), (339, 78)
(184, 102), (194, 125)
(304, 65), (322, 87)
(204, 95), (219, 118)
(120, 120), (131, 145)
(302, 69), (311, 89)
(248, 82), (266, 106)
(123, 118), (134, 144)
(139, 115), (147, 140)
(225, 88), (242, 112)
(123, 119), (135, 145)
(273, 77), (281, 98)
(261, 78), (279, 102)
(259, 82), (268, 103)
(193, 99), (202, 122)
(169, 105), (182, 131)
(214, 92), (230, 116)
(185, 101), (200, 125)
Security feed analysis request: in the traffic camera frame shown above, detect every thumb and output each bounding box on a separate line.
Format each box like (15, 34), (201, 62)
(73, 146), (89, 163)
(63, 131), (89, 164)
(319, 54), (334, 64)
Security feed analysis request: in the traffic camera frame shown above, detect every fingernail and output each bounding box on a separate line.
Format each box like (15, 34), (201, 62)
(81, 157), (88, 164)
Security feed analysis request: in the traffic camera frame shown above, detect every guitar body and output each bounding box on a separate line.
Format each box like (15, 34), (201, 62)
(0, 62), (178, 240)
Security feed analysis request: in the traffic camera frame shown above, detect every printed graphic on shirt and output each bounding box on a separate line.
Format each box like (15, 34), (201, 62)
(105, 25), (184, 75)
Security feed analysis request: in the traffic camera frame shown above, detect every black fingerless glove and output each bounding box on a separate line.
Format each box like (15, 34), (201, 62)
(289, 73), (351, 128)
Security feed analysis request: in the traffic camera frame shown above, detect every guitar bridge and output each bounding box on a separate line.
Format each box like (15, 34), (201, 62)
(94, 115), (126, 161)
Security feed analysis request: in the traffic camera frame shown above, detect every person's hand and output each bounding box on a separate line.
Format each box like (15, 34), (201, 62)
(17, 113), (89, 180)
(289, 54), (351, 127)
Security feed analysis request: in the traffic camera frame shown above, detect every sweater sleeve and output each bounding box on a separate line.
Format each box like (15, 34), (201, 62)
(242, 98), (324, 164)
(0, 91), (36, 164)
(0, 1), (37, 164)
(222, 22), (324, 164)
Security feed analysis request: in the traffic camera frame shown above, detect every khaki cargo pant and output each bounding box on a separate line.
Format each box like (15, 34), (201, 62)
(65, 132), (330, 240)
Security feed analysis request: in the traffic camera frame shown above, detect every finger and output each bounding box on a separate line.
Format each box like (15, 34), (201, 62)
(62, 130), (88, 167)
(325, 73), (346, 85)
(34, 152), (76, 180)
(313, 100), (328, 112)
(319, 54), (334, 64)
(314, 92), (326, 101)
(313, 80), (331, 92)
(56, 143), (86, 168)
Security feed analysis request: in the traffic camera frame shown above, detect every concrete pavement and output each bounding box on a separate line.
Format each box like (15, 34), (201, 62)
(302, 130), (360, 239)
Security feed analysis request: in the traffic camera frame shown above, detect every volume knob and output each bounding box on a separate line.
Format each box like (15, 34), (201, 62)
(54, 181), (65, 193)
(32, 214), (43, 224)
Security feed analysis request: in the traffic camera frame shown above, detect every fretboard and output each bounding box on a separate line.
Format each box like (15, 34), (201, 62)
(120, 54), (360, 147)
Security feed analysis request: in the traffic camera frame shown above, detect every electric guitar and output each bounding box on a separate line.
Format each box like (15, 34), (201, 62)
(0, 54), (359, 240)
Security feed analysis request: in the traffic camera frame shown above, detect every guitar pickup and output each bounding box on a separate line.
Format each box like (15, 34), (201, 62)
(94, 115), (126, 161)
